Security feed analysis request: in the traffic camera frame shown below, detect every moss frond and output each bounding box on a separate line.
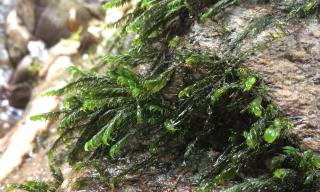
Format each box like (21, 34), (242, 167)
(102, 0), (133, 10)
(5, 181), (51, 192)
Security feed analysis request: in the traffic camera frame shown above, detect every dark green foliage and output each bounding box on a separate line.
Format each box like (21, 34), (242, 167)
(4, 165), (63, 192)
(49, 165), (64, 189)
(102, 0), (132, 10)
(200, 0), (237, 22)
(5, 181), (51, 192)
(222, 146), (320, 192)
(286, 0), (320, 19)
(22, 0), (320, 191)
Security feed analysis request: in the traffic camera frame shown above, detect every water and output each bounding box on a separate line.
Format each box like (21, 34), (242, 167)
(0, 0), (15, 82)
(0, 0), (22, 138)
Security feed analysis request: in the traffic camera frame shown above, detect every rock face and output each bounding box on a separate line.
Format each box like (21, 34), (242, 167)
(246, 22), (320, 152)
(183, 5), (320, 153)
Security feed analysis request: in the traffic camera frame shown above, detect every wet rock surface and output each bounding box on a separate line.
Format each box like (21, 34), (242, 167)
(183, 4), (320, 153)
(246, 22), (320, 152)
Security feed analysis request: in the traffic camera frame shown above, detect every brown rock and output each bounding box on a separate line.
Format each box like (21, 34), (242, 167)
(6, 82), (32, 109)
(182, 5), (320, 152)
(245, 24), (320, 152)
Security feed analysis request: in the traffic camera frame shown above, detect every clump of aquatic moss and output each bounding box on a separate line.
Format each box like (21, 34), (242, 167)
(7, 0), (320, 191)
(5, 181), (51, 192)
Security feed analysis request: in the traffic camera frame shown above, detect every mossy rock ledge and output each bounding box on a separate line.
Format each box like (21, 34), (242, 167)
(59, 2), (320, 191)
(5, 1), (320, 192)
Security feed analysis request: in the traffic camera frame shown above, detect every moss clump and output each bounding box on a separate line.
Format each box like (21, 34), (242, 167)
(6, 0), (320, 191)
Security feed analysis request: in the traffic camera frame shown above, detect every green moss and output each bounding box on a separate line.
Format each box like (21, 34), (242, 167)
(5, 181), (51, 192)
(18, 0), (320, 191)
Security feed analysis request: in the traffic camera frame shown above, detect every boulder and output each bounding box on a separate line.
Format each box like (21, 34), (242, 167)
(16, 0), (36, 33)
(6, 40), (49, 109)
(8, 55), (35, 85)
(5, 10), (31, 67)
(9, 40), (48, 84)
(34, 0), (104, 47)
(34, 5), (71, 47)
(5, 55), (34, 109)
(6, 82), (32, 109)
